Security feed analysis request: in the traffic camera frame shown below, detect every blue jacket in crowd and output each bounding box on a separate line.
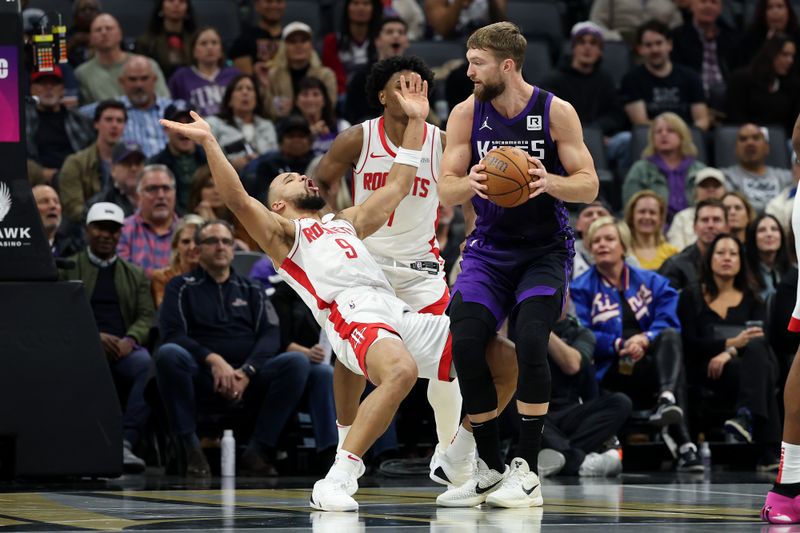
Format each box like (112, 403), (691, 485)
(571, 263), (681, 380)
(159, 266), (281, 369)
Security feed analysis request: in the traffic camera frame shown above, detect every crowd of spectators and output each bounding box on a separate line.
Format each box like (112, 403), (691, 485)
(23, 0), (800, 476)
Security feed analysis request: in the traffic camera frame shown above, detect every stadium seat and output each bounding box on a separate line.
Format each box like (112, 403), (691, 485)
(406, 40), (466, 69)
(583, 126), (614, 186)
(630, 124), (708, 164)
(281, 0), (322, 37)
(507, 1), (564, 60)
(194, 0), (241, 45)
(601, 41), (632, 88)
(102, 0), (154, 42)
(713, 125), (790, 169)
(523, 40), (553, 85)
(232, 251), (266, 278)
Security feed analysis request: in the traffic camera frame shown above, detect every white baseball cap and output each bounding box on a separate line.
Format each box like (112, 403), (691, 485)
(86, 202), (125, 226)
(282, 21), (312, 40)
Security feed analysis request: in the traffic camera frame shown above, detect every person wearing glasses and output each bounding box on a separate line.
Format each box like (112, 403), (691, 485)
(155, 219), (325, 478)
(117, 164), (178, 277)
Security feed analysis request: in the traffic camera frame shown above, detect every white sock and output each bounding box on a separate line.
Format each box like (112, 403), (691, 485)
(426, 378), (463, 449)
(790, 191), (800, 331)
(445, 425), (476, 462)
(336, 421), (350, 452)
(659, 391), (676, 404)
(327, 448), (364, 481)
(778, 441), (800, 484)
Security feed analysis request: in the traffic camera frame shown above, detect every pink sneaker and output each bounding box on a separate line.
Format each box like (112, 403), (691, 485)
(762, 490), (800, 523)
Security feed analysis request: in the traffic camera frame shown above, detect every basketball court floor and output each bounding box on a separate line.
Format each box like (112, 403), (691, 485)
(0, 472), (783, 532)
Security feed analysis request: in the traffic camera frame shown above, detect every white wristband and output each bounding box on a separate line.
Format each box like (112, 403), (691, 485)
(394, 147), (422, 168)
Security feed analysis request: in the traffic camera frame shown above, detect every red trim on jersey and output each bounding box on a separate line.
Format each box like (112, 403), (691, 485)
(438, 332), (453, 382)
(419, 285), (450, 315)
(378, 116), (428, 158)
(429, 128), (437, 181)
(280, 257), (330, 310)
(355, 120), (372, 175)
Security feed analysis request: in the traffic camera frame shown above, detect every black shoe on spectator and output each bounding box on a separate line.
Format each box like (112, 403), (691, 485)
(676, 445), (704, 473)
(240, 447), (278, 477)
(724, 408), (753, 443)
(648, 397), (683, 427)
(185, 447), (211, 478)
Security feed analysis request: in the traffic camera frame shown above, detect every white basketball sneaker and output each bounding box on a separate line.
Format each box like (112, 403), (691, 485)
(430, 445), (476, 487)
(310, 450), (366, 511)
(436, 458), (508, 508)
(485, 457), (543, 508)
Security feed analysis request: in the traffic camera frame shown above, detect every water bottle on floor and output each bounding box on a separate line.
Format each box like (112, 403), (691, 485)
(221, 429), (236, 477)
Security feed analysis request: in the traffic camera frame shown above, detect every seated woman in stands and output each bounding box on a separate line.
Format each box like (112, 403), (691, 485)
(624, 190), (678, 270)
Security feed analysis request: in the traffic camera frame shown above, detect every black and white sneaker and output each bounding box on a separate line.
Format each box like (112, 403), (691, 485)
(649, 397), (684, 427)
(676, 445), (705, 473)
(436, 458), (507, 507)
(486, 458), (543, 508)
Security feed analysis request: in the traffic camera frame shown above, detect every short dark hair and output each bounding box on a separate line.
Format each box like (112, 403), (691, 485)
(379, 15), (407, 32)
(194, 219), (235, 245)
(635, 19), (671, 45)
(365, 55), (435, 111)
(94, 99), (127, 123)
(694, 198), (726, 225)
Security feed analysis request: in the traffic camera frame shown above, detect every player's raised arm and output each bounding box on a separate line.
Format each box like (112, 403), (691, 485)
(438, 97), (488, 207)
(527, 98), (599, 204)
(160, 112), (295, 262)
(313, 125), (363, 209)
(339, 73), (428, 239)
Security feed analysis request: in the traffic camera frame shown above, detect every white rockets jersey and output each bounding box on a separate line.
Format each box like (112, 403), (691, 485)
(353, 116), (444, 265)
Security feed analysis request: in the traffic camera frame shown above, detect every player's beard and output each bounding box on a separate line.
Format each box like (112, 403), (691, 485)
(295, 194), (327, 211)
(474, 79), (505, 102)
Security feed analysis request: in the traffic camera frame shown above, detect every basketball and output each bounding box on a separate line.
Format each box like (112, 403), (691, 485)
(480, 146), (532, 208)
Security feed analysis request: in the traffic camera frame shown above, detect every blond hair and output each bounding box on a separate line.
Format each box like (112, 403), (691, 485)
(586, 216), (633, 256)
(623, 190), (667, 247)
(467, 22), (526, 71)
(170, 214), (205, 268)
(642, 112), (698, 158)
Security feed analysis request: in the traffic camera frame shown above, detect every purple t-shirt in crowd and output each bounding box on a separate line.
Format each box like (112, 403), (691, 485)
(168, 66), (240, 117)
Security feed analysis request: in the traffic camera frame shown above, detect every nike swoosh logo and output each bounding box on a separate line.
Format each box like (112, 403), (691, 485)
(523, 483), (539, 496)
(475, 478), (502, 494)
(369, 152), (386, 158)
(433, 466), (450, 483)
(347, 454), (360, 461)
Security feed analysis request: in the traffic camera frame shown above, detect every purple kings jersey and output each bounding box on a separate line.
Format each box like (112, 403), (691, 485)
(469, 86), (571, 245)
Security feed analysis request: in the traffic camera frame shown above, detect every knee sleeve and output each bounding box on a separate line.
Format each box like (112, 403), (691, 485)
(449, 293), (498, 414)
(513, 293), (562, 404)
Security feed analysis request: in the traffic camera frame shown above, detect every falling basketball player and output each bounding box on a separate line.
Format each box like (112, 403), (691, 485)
(763, 112), (800, 524)
(436, 21), (599, 508)
(161, 73), (517, 512)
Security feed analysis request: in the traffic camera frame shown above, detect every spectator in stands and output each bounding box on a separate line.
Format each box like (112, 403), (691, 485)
(148, 103), (208, 213)
(624, 190), (678, 270)
(67, 0), (101, 68)
(726, 35), (800, 138)
(734, 0), (800, 71)
(118, 164), (178, 276)
(538, 314), (632, 477)
(60, 202), (153, 473)
(168, 27), (241, 117)
(659, 198), (728, 290)
(670, 0), (737, 107)
(229, 0), (285, 76)
(746, 213), (793, 299)
(263, 22), (338, 120)
(620, 20), (709, 131)
(150, 214), (204, 308)
(572, 199), (613, 280)
(344, 15), (410, 124)
(424, 0), (506, 39)
(388, 0), (426, 41)
(589, 0), (682, 47)
(88, 142), (146, 217)
(206, 74), (278, 173)
(766, 151), (800, 230)
(322, 0), (383, 96)
(723, 124), (794, 213)
(667, 167), (727, 250)
(187, 166), (256, 251)
(242, 115), (316, 203)
(677, 233), (781, 469)
(32, 184), (83, 258)
(74, 14), (169, 104)
(59, 100), (127, 225)
(572, 216), (702, 472)
(25, 66), (94, 184)
(541, 22), (630, 170)
(294, 77), (351, 157)
(722, 191), (756, 244)
(155, 220), (313, 477)
(135, 0), (197, 79)
(622, 112), (706, 221)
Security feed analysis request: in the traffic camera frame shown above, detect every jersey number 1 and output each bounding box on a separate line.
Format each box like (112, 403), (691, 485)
(335, 238), (358, 259)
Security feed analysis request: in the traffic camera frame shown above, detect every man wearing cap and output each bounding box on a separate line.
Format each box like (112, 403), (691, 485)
(59, 202), (154, 473)
(667, 167), (727, 250)
(263, 22), (337, 119)
(148, 104), (208, 213)
(59, 100), (128, 225)
(88, 142), (146, 217)
(26, 66), (94, 184)
(242, 115), (316, 202)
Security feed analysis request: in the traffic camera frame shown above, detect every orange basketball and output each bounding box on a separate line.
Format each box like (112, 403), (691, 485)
(479, 146), (532, 208)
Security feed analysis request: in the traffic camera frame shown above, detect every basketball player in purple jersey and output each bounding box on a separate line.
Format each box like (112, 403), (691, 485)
(437, 22), (599, 508)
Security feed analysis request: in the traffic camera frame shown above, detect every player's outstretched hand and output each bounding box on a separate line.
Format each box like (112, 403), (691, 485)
(395, 73), (429, 121)
(160, 111), (213, 144)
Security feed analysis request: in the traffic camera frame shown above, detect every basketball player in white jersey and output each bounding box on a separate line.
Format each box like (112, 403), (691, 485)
(160, 74), (517, 512)
(315, 56), (473, 486)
